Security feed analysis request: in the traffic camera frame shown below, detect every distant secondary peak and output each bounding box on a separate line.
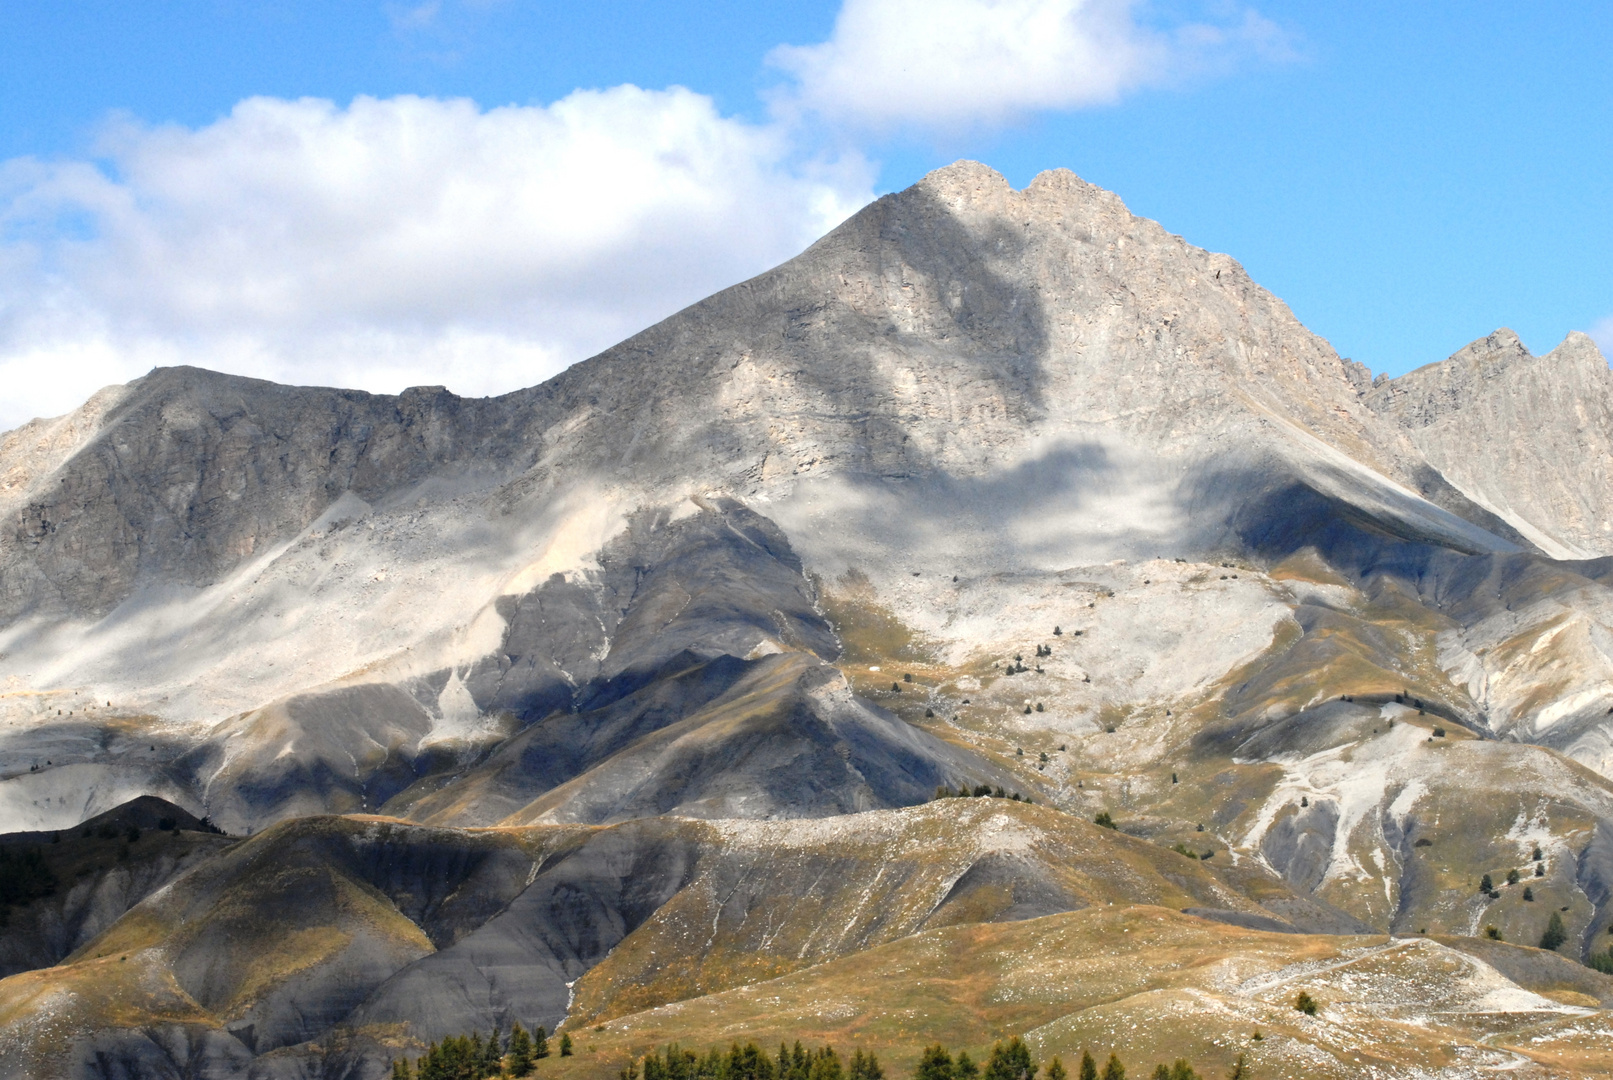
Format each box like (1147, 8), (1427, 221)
(1453, 328), (1531, 366)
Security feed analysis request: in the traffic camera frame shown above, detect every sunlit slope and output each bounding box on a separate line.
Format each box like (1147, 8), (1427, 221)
(819, 526), (1613, 946)
(531, 907), (1613, 1080)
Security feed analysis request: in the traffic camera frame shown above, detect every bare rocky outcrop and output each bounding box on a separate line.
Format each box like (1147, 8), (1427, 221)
(1365, 328), (1613, 559)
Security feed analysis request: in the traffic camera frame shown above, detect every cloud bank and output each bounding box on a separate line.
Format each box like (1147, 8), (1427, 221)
(0, 0), (1284, 431)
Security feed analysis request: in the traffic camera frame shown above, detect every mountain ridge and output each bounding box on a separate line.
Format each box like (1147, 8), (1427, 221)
(1, 160), (1612, 1079)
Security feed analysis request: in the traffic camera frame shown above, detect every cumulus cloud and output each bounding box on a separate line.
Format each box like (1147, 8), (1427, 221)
(0, 88), (872, 430)
(769, 0), (1287, 132)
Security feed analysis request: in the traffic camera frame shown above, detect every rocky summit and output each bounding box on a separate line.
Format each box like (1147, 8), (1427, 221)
(0, 161), (1611, 1079)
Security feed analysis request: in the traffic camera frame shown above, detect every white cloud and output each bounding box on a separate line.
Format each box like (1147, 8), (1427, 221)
(769, 0), (1287, 132)
(0, 88), (873, 431)
(1591, 317), (1613, 358)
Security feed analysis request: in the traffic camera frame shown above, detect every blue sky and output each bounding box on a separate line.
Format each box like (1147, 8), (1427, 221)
(0, 1), (1608, 428)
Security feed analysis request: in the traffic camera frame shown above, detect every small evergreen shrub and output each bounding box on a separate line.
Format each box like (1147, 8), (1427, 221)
(1541, 911), (1568, 951)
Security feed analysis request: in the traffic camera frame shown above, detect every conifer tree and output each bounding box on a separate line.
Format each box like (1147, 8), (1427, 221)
(808, 1046), (844, 1080)
(1079, 1052), (1098, 1080)
(1541, 910), (1568, 951)
(983, 1037), (1036, 1080)
(391, 1057), (414, 1080)
(1044, 1057), (1067, 1080)
(849, 1049), (884, 1080)
(916, 1045), (956, 1080)
(535, 1025), (551, 1059)
(955, 1052), (979, 1080)
(1168, 1061), (1197, 1080)
(508, 1023), (535, 1077)
(560, 1032), (574, 1057)
(1100, 1054), (1125, 1080)
(727, 1041), (778, 1080)
(779, 1041), (811, 1080)
(483, 1028), (503, 1075)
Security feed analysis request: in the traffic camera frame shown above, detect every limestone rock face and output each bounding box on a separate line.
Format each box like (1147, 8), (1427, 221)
(1364, 328), (1613, 558)
(0, 370), (550, 623)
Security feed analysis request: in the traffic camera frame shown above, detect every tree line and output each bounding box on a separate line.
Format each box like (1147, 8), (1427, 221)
(391, 1032), (1245, 1080)
(391, 1023), (570, 1080)
(625, 1039), (884, 1080)
(909, 1038), (1244, 1080)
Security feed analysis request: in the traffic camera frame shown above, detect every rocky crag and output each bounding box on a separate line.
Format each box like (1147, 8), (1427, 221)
(0, 162), (1610, 1078)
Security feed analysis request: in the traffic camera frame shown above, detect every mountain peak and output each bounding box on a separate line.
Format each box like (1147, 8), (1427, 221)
(912, 158), (1012, 199)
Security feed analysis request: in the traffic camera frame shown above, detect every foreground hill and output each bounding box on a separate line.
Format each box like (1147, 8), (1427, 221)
(0, 162), (1610, 1078)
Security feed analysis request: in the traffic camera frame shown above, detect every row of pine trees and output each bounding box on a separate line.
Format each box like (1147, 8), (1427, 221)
(391, 1023), (571, 1080)
(911, 1038), (1244, 1080)
(393, 1032), (1245, 1080)
(625, 1039), (884, 1080)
